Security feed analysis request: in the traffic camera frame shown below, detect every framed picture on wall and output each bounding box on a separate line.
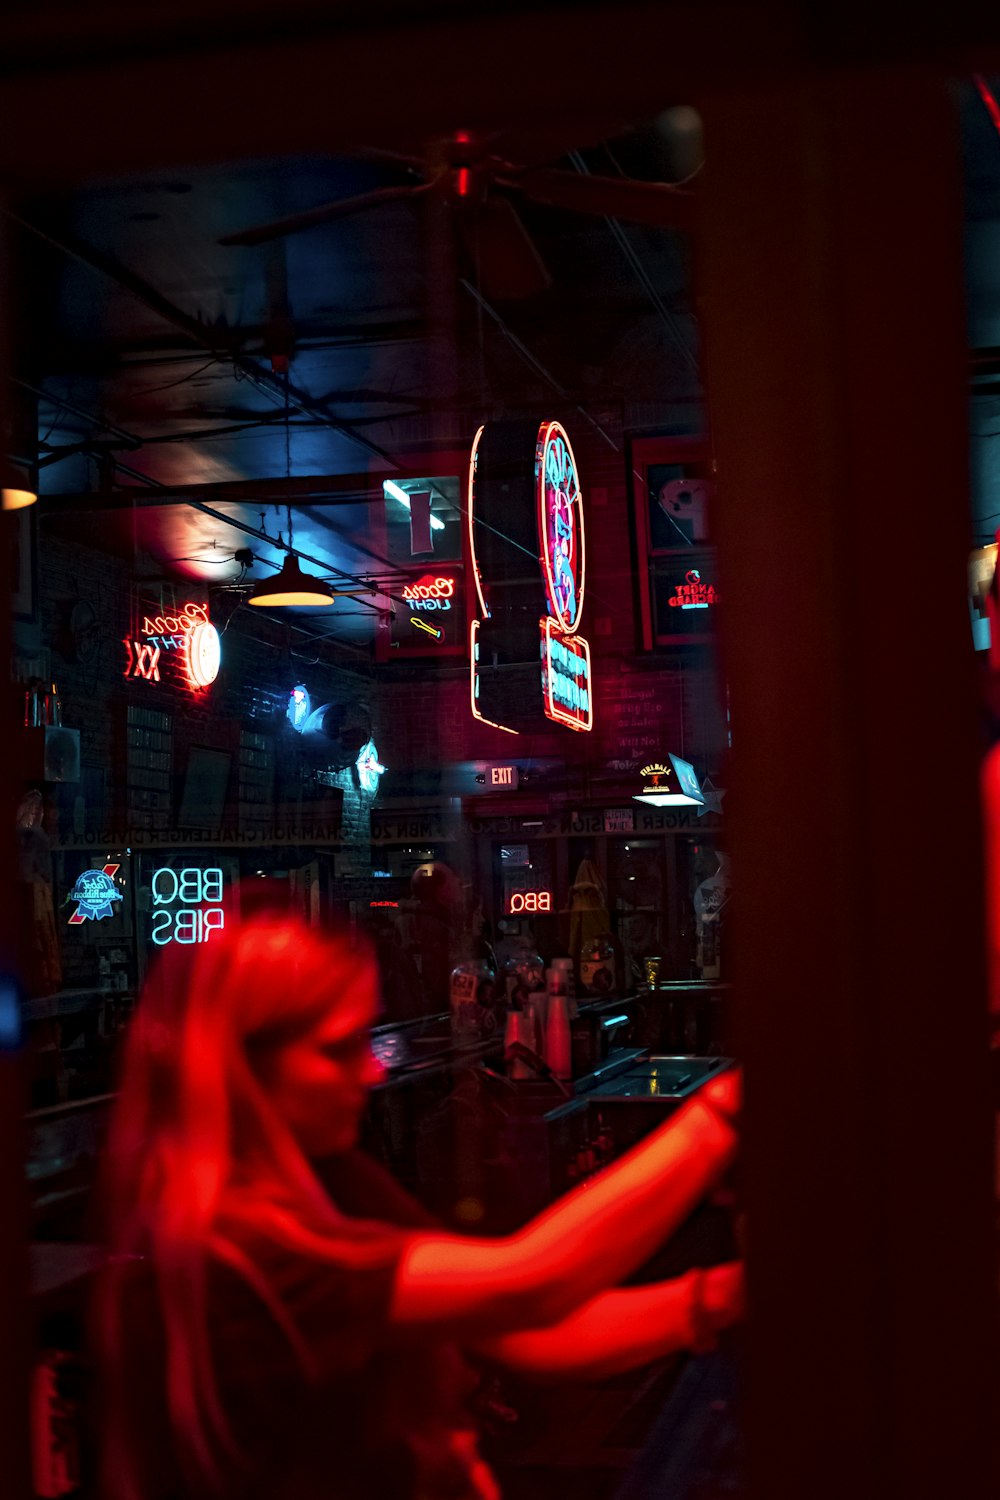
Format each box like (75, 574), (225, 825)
(11, 507), (36, 620)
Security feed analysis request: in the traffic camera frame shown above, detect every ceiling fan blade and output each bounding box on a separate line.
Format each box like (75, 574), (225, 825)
(219, 182), (431, 247)
(456, 194), (551, 301)
(507, 167), (696, 231)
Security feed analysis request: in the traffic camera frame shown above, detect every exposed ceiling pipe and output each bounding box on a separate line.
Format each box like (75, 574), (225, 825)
(105, 453), (389, 612)
(7, 210), (400, 467)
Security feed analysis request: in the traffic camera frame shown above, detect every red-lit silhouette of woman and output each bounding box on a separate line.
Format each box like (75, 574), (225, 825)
(96, 915), (742, 1500)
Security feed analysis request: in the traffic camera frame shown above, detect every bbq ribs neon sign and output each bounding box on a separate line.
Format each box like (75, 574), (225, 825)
(150, 866), (225, 945)
(124, 602), (221, 691)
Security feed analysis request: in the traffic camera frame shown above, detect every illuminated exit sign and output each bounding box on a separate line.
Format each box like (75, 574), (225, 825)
(487, 764), (519, 789)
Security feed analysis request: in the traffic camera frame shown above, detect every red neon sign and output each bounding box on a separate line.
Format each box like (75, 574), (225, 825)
(401, 574), (456, 603)
(469, 620), (520, 736)
(536, 421), (585, 634)
(124, 601), (220, 691)
(668, 569), (718, 609)
(467, 424), (489, 619)
(540, 618), (593, 733)
(506, 890), (553, 915)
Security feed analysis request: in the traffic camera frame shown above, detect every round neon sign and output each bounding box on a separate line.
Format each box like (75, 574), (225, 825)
(185, 620), (221, 689)
(536, 420), (585, 634)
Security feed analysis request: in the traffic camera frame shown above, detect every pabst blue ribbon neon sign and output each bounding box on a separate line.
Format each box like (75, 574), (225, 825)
(124, 601), (221, 691)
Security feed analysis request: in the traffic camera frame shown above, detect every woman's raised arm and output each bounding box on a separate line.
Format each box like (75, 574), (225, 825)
(389, 1069), (740, 1336)
(475, 1261), (744, 1381)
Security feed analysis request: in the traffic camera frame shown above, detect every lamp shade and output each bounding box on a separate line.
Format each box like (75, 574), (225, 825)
(2, 458), (36, 511)
(247, 555), (336, 607)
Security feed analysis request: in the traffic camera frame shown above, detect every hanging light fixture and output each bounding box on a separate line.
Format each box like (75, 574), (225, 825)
(248, 553), (336, 607)
(2, 457), (36, 510)
(247, 376), (334, 607)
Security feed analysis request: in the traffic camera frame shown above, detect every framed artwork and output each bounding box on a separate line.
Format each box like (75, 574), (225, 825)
(11, 506), (36, 620)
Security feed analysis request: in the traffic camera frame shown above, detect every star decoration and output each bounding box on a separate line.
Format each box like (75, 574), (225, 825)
(697, 775), (726, 817)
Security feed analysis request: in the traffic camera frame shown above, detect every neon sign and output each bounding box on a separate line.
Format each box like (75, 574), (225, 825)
(67, 864), (122, 924)
(536, 421), (585, 634)
(470, 420), (593, 735)
(401, 575), (456, 611)
(540, 619), (593, 732)
(355, 739), (386, 796)
(668, 569), (718, 610)
(288, 685), (311, 732)
(124, 601), (220, 691)
(506, 890), (553, 914)
(150, 866), (225, 945)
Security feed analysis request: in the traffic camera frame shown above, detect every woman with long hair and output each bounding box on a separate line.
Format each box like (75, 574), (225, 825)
(97, 913), (743, 1500)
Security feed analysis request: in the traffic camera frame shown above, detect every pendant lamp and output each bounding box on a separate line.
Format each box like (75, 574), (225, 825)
(2, 458), (37, 510)
(247, 386), (334, 606)
(247, 553), (336, 607)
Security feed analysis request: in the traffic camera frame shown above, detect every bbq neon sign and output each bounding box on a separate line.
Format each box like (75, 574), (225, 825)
(124, 602), (220, 691)
(150, 866), (225, 945)
(506, 890), (553, 915)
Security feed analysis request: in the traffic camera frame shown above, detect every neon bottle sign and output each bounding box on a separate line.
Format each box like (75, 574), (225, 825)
(150, 866), (225, 945)
(124, 601), (221, 691)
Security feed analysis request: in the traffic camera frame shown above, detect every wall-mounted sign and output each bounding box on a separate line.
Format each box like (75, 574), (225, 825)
(668, 569), (718, 610)
(387, 570), (464, 657)
(634, 754), (706, 810)
(469, 419), (593, 735)
(125, 601), (220, 692)
(487, 764), (519, 789)
(506, 890), (553, 915)
(603, 808), (636, 834)
(540, 619), (592, 732)
(150, 865), (225, 945)
(67, 863), (122, 924)
(402, 574), (456, 610)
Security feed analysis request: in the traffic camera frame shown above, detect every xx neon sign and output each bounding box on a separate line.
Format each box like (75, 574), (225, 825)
(124, 602), (220, 691)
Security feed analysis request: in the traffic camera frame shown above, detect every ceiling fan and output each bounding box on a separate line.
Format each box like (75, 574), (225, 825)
(218, 132), (695, 301)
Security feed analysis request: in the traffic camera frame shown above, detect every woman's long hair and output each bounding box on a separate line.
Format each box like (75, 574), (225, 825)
(96, 914), (395, 1498)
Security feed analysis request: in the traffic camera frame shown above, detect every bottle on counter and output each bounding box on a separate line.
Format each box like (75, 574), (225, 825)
(544, 966), (572, 1082)
(449, 956), (496, 1047)
(580, 934), (616, 997)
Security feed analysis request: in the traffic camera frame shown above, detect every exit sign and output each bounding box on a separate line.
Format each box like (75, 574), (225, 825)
(488, 764), (519, 789)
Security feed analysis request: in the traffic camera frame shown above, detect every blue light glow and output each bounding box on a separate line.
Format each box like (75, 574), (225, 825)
(383, 479), (446, 531)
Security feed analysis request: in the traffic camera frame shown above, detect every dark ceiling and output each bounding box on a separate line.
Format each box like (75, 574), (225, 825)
(17, 117), (702, 646)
